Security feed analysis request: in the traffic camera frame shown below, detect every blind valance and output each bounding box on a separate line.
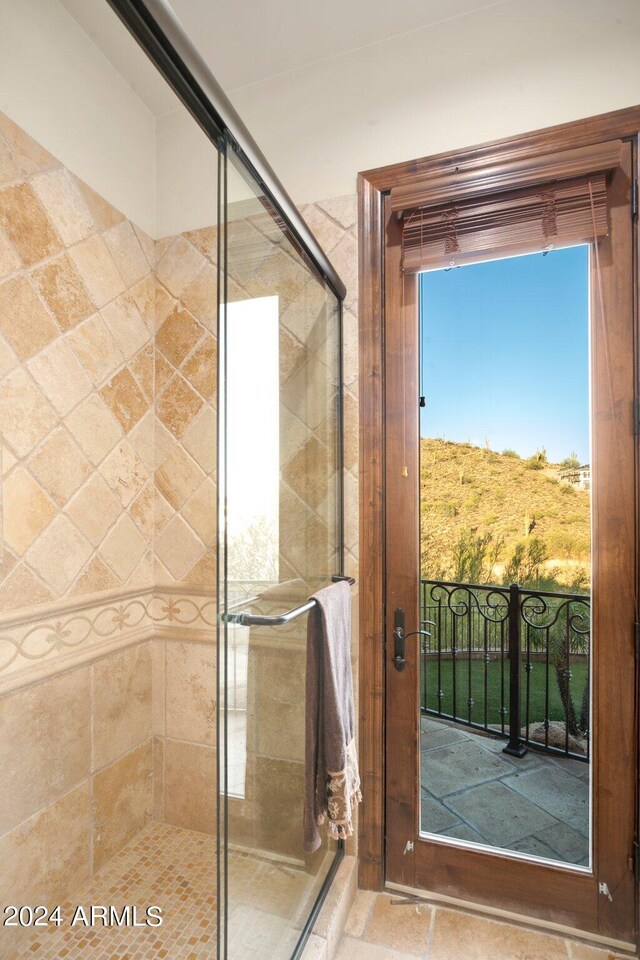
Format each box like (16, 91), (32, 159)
(396, 140), (623, 273)
(401, 174), (608, 272)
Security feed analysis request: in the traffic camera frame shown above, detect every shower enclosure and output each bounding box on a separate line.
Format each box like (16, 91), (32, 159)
(218, 151), (345, 959)
(0, 2), (346, 959)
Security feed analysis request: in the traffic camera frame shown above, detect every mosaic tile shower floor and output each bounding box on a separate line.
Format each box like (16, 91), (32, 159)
(17, 821), (329, 960)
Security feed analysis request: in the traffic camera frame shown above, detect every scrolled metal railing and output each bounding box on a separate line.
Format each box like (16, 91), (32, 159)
(420, 578), (590, 761)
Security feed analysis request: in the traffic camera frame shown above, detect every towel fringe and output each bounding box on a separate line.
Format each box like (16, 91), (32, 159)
(316, 787), (363, 841)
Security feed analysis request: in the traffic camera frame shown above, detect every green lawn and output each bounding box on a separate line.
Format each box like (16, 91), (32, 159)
(422, 657), (589, 727)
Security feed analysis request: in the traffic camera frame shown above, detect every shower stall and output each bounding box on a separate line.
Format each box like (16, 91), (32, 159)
(0, 2), (347, 959)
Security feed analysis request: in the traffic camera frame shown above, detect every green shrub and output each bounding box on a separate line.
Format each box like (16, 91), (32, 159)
(560, 452), (580, 470)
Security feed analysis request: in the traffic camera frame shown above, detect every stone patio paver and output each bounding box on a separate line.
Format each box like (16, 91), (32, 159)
(534, 819), (589, 864)
(506, 764), (589, 832)
(422, 738), (515, 798)
(420, 717), (589, 865)
(420, 792), (460, 833)
(443, 821), (487, 844)
(510, 834), (559, 859)
(444, 779), (558, 846)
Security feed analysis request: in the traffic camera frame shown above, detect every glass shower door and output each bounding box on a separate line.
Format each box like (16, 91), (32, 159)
(217, 142), (344, 959)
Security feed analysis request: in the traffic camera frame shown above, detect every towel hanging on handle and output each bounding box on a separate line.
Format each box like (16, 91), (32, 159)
(304, 579), (361, 854)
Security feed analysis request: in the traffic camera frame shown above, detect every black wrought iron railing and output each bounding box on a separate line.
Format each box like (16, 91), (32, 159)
(420, 579), (590, 761)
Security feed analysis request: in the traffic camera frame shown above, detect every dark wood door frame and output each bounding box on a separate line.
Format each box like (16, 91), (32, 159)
(357, 106), (640, 931)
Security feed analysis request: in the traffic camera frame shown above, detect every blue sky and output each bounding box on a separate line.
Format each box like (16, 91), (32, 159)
(419, 245), (590, 464)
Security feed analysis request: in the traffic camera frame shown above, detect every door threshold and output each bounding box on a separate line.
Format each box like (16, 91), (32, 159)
(385, 881), (636, 955)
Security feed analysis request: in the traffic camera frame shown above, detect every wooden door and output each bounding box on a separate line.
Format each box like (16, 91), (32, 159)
(384, 144), (637, 946)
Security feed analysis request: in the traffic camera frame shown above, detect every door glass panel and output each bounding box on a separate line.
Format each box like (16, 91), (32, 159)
(419, 247), (591, 868)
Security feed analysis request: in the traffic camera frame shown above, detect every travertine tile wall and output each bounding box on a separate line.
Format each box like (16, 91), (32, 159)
(150, 224), (218, 839)
(152, 637), (217, 836)
(0, 111), (155, 611)
(0, 114), (216, 960)
(0, 105), (358, 649)
(0, 110), (361, 949)
(297, 196), (359, 610)
(153, 226), (217, 586)
(0, 641), (153, 960)
(0, 117), (359, 620)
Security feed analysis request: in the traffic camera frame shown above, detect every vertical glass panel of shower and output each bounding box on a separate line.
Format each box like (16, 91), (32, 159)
(217, 140), (344, 960)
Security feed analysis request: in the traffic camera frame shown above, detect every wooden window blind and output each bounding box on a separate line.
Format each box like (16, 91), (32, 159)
(394, 140), (623, 273)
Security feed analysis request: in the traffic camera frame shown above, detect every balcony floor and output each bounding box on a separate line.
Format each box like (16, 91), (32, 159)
(421, 717), (590, 866)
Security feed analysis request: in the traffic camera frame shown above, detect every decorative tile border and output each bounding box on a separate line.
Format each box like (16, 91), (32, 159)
(0, 585), (219, 694)
(0, 579), (328, 695)
(0, 595), (148, 675)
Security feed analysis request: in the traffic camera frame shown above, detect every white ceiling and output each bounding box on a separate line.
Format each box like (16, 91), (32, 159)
(61, 0), (509, 114)
(169, 0), (508, 91)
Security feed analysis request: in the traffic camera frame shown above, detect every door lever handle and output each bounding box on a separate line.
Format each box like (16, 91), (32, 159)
(392, 607), (431, 672)
(393, 608), (406, 671)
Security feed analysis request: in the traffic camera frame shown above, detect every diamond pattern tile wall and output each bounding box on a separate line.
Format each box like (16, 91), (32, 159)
(0, 182), (63, 267)
(31, 254), (97, 330)
(0, 113), (156, 611)
(306, 195), (359, 585)
(0, 110), (359, 621)
(152, 224), (217, 586)
(0, 274), (59, 359)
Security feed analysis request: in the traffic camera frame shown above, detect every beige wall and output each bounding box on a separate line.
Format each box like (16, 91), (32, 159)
(228, 0), (640, 204)
(1, 0), (158, 236)
(2, 0), (220, 240)
(12, 0), (640, 228)
(155, 109), (220, 239)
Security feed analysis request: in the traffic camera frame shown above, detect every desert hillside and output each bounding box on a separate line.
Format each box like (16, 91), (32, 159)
(420, 439), (591, 589)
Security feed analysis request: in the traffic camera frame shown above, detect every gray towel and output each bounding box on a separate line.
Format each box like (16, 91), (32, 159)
(304, 580), (361, 854)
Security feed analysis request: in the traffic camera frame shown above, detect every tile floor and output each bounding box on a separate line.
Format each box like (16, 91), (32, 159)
(226, 844), (333, 960)
(17, 822), (217, 959)
(421, 717), (589, 865)
(16, 821), (332, 960)
(12, 817), (629, 960)
(336, 891), (630, 960)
